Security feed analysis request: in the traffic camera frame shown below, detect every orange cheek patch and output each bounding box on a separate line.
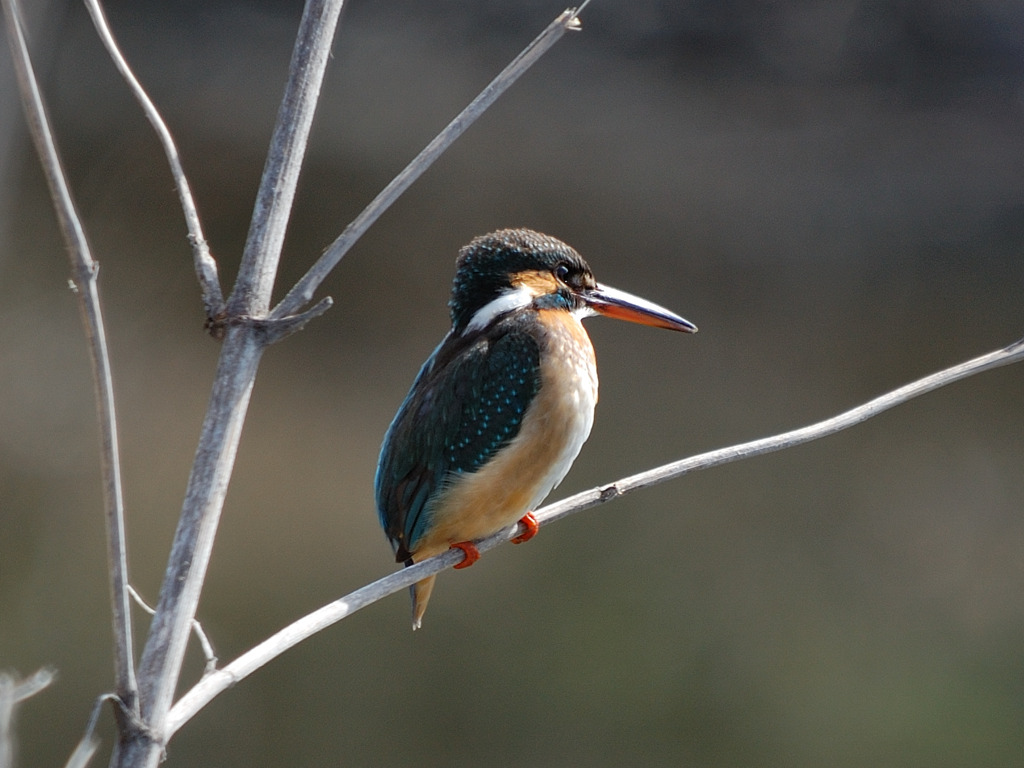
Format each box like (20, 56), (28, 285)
(510, 269), (560, 297)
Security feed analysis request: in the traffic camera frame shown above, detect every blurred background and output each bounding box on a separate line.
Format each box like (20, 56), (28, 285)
(1, 0), (1023, 765)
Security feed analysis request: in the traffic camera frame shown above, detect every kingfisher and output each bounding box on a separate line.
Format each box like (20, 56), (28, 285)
(375, 228), (696, 629)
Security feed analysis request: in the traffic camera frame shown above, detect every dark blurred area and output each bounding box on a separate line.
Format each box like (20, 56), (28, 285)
(1, 0), (1023, 765)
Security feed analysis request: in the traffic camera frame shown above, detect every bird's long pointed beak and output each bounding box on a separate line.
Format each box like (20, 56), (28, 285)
(583, 284), (697, 333)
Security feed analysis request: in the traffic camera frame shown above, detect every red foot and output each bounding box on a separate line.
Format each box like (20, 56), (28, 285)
(510, 512), (539, 544)
(451, 541), (480, 569)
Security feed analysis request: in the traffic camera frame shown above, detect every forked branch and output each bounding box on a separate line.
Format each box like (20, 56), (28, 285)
(0, 669), (55, 768)
(270, 3), (589, 321)
(119, 3), (589, 766)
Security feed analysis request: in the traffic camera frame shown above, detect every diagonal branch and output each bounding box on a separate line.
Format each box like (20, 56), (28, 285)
(270, 4), (588, 322)
(1, 0), (138, 716)
(164, 334), (1024, 737)
(81, 0), (225, 323)
(64, 692), (124, 768)
(535, 336), (1024, 519)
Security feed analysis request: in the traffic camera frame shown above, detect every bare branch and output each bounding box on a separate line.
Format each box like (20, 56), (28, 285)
(63, 727), (100, 768)
(0, 670), (54, 707)
(127, 332), (264, 764)
(536, 335), (1024, 520)
(164, 334), (1024, 736)
(270, 5), (587, 321)
(123, 3), (348, 764)
(0, 669), (56, 768)
(1, 0), (138, 714)
(161, 11), (594, 741)
(226, 0), (349, 317)
(81, 0), (224, 322)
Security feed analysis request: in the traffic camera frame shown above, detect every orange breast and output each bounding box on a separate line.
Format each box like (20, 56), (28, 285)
(410, 310), (598, 561)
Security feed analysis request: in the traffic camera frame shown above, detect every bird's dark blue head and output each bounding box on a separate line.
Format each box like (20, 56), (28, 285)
(449, 228), (698, 336)
(449, 229), (595, 333)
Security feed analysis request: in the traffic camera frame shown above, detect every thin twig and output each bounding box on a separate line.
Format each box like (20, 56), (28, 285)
(81, 0), (224, 323)
(165, 334), (1024, 736)
(270, 5), (587, 321)
(1, 0), (138, 714)
(245, 296), (334, 345)
(63, 693), (120, 768)
(129, 587), (218, 675)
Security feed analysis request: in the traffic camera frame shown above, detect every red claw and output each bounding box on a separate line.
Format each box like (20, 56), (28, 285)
(451, 541), (481, 569)
(510, 512), (539, 544)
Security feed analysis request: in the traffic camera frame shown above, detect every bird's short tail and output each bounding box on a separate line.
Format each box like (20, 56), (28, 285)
(409, 574), (436, 630)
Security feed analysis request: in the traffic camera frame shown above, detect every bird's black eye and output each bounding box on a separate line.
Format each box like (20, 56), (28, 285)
(554, 264), (571, 282)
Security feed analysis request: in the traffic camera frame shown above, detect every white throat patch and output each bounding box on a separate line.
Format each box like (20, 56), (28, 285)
(463, 285), (534, 334)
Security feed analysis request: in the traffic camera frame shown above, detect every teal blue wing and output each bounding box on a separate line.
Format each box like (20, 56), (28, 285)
(374, 320), (541, 561)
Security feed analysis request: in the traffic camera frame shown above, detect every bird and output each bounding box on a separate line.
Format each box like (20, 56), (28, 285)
(375, 228), (696, 629)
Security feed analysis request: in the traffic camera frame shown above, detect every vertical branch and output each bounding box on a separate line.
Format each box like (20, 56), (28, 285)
(1, 0), (138, 715)
(128, 330), (264, 748)
(227, 0), (348, 316)
(120, 1), (347, 765)
(81, 0), (224, 322)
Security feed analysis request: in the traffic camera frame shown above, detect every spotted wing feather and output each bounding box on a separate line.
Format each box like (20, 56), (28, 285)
(375, 318), (541, 561)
